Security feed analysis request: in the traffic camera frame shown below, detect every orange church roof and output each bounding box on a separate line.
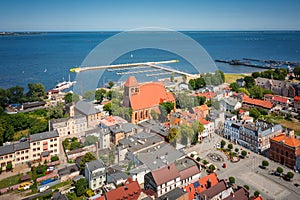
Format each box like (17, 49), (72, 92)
(130, 82), (175, 110)
(271, 134), (300, 148)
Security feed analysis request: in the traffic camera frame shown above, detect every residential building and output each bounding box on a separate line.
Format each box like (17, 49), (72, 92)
(129, 164), (150, 185)
(184, 173), (219, 200)
(99, 116), (127, 128)
(29, 130), (60, 161)
(123, 76), (175, 124)
(105, 178), (141, 200)
(255, 77), (296, 97)
(239, 121), (283, 153)
(206, 109), (225, 135)
(74, 101), (103, 127)
(270, 134), (300, 169)
(109, 123), (138, 145)
(58, 164), (80, 182)
(264, 94), (289, 106)
(219, 97), (242, 112)
(191, 104), (209, 119)
(144, 157), (201, 197)
(224, 120), (242, 143)
(50, 115), (87, 137)
(242, 95), (273, 111)
(156, 187), (189, 200)
(199, 118), (214, 140)
(0, 130), (59, 170)
(85, 159), (106, 191)
(294, 96), (300, 110)
(106, 167), (130, 186)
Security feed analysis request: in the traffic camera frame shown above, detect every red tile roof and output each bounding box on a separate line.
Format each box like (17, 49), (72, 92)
(271, 134), (300, 148)
(242, 96), (273, 109)
(273, 96), (288, 104)
(105, 179), (141, 200)
(294, 96), (300, 101)
(199, 118), (210, 125)
(130, 82), (175, 110)
(185, 173), (219, 200)
(151, 163), (180, 186)
(193, 92), (217, 99)
(124, 76), (138, 87)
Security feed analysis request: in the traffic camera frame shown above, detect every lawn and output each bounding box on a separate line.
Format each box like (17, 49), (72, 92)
(276, 119), (300, 133)
(0, 174), (22, 189)
(224, 73), (247, 84)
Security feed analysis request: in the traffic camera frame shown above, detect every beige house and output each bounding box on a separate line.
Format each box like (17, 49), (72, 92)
(74, 101), (103, 127)
(50, 115), (87, 137)
(0, 130), (59, 170)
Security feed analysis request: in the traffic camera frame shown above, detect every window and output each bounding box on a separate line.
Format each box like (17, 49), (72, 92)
(37, 142), (40, 145)
(50, 139), (53, 142)
(286, 151), (288, 157)
(33, 148), (36, 152)
(33, 154), (36, 157)
(9, 155), (12, 158)
(37, 147), (40, 150)
(33, 142), (36, 146)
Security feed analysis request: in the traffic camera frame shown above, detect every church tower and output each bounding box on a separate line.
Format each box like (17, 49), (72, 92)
(123, 76), (139, 107)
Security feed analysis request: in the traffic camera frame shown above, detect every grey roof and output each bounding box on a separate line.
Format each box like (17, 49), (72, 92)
(156, 187), (187, 200)
(137, 143), (184, 170)
(86, 159), (106, 172)
(174, 157), (198, 172)
(75, 101), (101, 116)
(0, 144), (14, 156)
(29, 130), (59, 142)
(0, 141), (30, 156)
(14, 141), (30, 151)
(73, 175), (85, 182)
(221, 97), (239, 106)
(58, 164), (79, 176)
(107, 167), (130, 181)
(129, 164), (150, 175)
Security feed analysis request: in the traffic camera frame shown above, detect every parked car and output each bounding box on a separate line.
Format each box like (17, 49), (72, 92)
(39, 185), (49, 193)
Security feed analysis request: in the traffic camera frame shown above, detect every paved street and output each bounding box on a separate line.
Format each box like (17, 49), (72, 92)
(185, 134), (300, 200)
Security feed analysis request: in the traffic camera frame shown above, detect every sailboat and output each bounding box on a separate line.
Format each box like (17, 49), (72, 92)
(44, 68), (47, 73)
(130, 53), (133, 58)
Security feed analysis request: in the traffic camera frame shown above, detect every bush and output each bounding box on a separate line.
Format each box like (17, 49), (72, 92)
(243, 185), (249, 190)
(228, 144), (233, 150)
(51, 155), (59, 162)
(229, 176), (235, 184)
(202, 160), (208, 165)
(6, 162), (13, 171)
(254, 191), (260, 197)
(241, 150), (247, 157)
(190, 153), (195, 158)
(196, 157), (201, 162)
(235, 148), (239, 153)
(262, 160), (269, 167)
(208, 164), (216, 172)
(277, 167), (283, 174)
(221, 140), (226, 148)
(286, 172), (294, 179)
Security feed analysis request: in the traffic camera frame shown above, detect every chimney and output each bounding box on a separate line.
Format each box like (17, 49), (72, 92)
(207, 179), (211, 188)
(168, 165), (170, 170)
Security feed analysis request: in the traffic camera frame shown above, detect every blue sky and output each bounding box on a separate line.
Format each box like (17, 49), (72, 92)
(1, 0), (300, 31)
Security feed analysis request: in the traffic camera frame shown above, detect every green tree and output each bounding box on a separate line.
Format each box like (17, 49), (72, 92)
(252, 72), (261, 78)
(83, 90), (95, 101)
(277, 167), (283, 174)
(74, 178), (87, 197)
(286, 171), (294, 180)
(192, 121), (204, 141)
(188, 79), (196, 90)
(244, 76), (255, 88)
(150, 109), (158, 120)
(6, 162), (12, 171)
(180, 124), (194, 145)
(51, 155), (59, 162)
(249, 85), (264, 99)
(221, 140), (226, 148)
(293, 66), (300, 78)
(7, 86), (24, 103)
(103, 102), (112, 115)
(48, 102), (65, 119)
(202, 160), (208, 165)
(230, 82), (239, 92)
(167, 128), (180, 143)
(159, 102), (174, 114)
(235, 148), (239, 153)
(0, 88), (7, 109)
(195, 96), (206, 106)
(243, 185), (250, 190)
(238, 87), (250, 96)
(70, 141), (81, 150)
(262, 160), (269, 167)
(95, 89), (106, 103)
(196, 157), (201, 162)
(228, 143), (233, 150)
(254, 191), (260, 197)
(64, 93), (79, 104)
(108, 81), (114, 89)
(79, 152), (97, 173)
(26, 83), (45, 102)
(250, 108), (261, 120)
(84, 135), (98, 146)
(229, 176), (235, 184)
(241, 150), (247, 157)
(208, 164), (216, 172)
